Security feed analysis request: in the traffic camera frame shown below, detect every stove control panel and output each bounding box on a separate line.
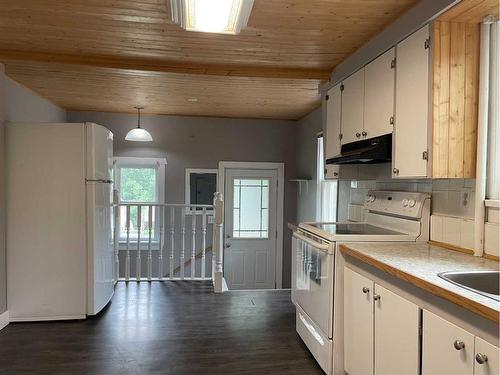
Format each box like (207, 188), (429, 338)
(364, 190), (430, 219)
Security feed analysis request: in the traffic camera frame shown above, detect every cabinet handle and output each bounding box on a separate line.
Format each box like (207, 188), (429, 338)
(362, 131), (367, 137)
(475, 353), (488, 364)
(356, 132), (361, 138)
(373, 294), (381, 301)
(453, 340), (465, 350)
(362, 287), (370, 294)
(393, 168), (399, 175)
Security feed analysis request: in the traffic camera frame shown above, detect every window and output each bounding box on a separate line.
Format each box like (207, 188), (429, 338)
(487, 20), (500, 202)
(185, 168), (217, 212)
(316, 135), (338, 222)
(114, 157), (166, 244)
(232, 178), (269, 238)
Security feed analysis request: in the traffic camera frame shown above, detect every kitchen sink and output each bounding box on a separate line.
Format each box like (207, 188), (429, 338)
(438, 271), (500, 301)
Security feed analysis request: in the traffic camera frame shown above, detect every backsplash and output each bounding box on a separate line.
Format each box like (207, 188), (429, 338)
(338, 177), (476, 222)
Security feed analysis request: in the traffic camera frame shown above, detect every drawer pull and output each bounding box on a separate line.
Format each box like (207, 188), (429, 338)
(475, 353), (488, 364)
(453, 340), (465, 350)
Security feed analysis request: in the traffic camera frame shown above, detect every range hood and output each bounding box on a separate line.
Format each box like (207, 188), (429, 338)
(326, 134), (392, 165)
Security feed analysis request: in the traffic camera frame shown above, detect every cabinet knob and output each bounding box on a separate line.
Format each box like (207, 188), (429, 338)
(453, 340), (465, 350)
(373, 294), (381, 301)
(356, 132), (361, 138)
(393, 168), (399, 175)
(362, 131), (367, 137)
(475, 353), (488, 364)
(362, 287), (370, 294)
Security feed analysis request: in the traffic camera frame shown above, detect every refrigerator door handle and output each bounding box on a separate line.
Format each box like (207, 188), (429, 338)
(86, 178), (113, 184)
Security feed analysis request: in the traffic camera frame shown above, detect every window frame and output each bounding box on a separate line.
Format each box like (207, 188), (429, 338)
(113, 157), (167, 248)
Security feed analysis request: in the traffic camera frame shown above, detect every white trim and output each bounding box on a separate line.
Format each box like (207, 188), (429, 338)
(185, 168), (218, 213)
(218, 161), (285, 289)
(9, 314), (86, 322)
(0, 310), (9, 331)
(113, 156), (167, 165)
(485, 200), (500, 208)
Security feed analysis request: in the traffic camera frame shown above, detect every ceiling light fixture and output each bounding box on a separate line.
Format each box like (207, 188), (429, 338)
(125, 106), (153, 142)
(167, 0), (254, 35)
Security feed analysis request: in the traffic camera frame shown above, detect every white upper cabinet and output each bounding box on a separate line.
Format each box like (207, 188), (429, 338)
(394, 25), (430, 178)
(324, 83), (342, 179)
(341, 68), (364, 145)
(364, 48), (395, 139)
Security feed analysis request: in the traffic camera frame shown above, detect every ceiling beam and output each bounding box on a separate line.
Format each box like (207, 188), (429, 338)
(0, 50), (331, 81)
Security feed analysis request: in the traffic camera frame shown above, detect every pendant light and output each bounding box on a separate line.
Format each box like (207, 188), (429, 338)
(125, 106), (153, 142)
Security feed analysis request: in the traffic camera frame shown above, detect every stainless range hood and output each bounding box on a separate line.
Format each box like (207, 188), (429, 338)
(326, 134), (392, 165)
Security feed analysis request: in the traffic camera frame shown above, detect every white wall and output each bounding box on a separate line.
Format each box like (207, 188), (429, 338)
(295, 107), (322, 222)
(0, 67), (66, 314)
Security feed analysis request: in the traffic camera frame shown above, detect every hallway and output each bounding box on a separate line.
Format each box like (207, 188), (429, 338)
(0, 282), (323, 374)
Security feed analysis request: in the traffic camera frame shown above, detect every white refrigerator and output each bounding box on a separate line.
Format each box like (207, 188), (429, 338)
(6, 122), (115, 321)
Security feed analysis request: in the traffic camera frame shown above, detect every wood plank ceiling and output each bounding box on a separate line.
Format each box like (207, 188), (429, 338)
(0, 0), (419, 119)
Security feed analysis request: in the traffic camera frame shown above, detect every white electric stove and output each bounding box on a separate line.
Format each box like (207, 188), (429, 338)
(292, 190), (431, 374)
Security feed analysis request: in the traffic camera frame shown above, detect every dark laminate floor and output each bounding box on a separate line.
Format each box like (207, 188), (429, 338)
(0, 282), (323, 375)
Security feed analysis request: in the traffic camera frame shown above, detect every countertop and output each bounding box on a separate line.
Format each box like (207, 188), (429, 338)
(339, 242), (500, 322)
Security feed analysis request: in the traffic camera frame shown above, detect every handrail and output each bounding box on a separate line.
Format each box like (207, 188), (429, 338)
(113, 194), (224, 293)
(115, 202), (214, 208)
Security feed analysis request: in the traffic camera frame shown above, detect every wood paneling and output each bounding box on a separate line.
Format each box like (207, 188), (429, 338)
(438, 0), (499, 23)
(4, 61), (321, 120)
(0, 0), (419, 118)
(432, 21), (479, 178)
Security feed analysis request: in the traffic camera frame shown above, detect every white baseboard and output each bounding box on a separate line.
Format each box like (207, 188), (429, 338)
(9, 314), (85, 322)
(0, 310), (9, 331)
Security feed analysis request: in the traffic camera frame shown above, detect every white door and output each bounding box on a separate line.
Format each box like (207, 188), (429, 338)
(344, 267), (374, 375)
(374, 284), (420, 375)
(341, 68), (365, 145)
(475, 337), (500, 375)
(364, 47), (395, 139)
(324, 83), (341, 179)
(422, 310), (475, 375)
(224, 168), (278, 289)
(394, 25), (430, 178)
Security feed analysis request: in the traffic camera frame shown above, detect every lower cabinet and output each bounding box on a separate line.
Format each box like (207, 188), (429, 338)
(344, 267), (420, 375)
(423, 310), (499, 375)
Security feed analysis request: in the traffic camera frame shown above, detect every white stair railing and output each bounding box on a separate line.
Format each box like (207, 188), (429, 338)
(113, 194), (224, 292)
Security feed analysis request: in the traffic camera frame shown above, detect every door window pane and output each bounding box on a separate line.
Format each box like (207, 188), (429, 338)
(233, 178), (269, 238)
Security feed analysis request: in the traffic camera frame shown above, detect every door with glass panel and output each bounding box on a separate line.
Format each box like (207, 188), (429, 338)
(224, 169), (278, 290)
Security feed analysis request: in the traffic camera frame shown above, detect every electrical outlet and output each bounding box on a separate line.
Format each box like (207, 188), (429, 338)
(351, 180), (358, 189)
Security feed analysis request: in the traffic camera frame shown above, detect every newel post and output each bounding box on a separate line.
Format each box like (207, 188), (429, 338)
(213, 192), (224, 293)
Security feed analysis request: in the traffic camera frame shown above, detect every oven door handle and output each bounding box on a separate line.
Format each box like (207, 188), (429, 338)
(293, 232), (330, 251)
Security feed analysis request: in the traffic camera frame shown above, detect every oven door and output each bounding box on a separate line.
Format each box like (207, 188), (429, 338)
(292, 230), (334, 338)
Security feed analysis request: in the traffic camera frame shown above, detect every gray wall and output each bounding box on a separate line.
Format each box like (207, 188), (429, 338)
(68, 110), (298, 288)
(0, 70), (66, 315)
(295, 107), (322, 222)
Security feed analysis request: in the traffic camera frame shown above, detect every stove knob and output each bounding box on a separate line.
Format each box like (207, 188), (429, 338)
(402, 199), (409, 207)
(409, 199), (416, 208)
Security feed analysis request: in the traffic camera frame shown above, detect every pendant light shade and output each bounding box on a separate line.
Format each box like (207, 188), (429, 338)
(125, 106), (153, 142)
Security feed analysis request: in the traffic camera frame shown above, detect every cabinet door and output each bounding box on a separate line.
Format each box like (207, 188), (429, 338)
(344, 267), (374, 375)
(324, 84), (341, 179)
(475, 337), (499, 375)
(422, 310), (474, 375)
(341, 68), (364, 145)
(374, 284), (420, 375)
(394, 25), (430, 178)
(364, 48), (395, 139)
